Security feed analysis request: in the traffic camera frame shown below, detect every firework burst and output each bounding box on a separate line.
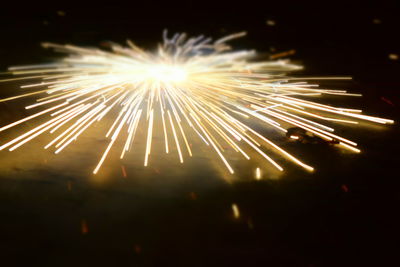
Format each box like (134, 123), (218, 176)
(0, 31), (394, 175)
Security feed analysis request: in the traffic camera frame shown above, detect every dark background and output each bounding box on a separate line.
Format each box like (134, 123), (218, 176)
(0, 1), (399, 266)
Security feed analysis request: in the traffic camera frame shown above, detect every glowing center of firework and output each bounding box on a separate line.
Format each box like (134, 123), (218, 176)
(146, 65), (187, 83)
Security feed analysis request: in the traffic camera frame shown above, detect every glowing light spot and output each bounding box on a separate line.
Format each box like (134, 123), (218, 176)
(232, 203), (240, 219)
(147, 65), (187, 83)
(255, 167), (262, 180)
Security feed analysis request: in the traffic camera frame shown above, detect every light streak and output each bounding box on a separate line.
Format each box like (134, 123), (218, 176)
(255, 167), (262, 180)
(232, 203), (240, 219)
(0, 31), (394, 176)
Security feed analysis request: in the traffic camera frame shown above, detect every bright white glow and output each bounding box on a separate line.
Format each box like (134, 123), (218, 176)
(146, 65), (187, 83)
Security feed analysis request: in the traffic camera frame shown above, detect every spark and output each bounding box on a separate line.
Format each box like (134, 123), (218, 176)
(0, 31), (394, 176)
(389, 53), (399, 61)
(81, 219), (89, 235)
(232, 203), (240, 219)
(255, 167), (262, 180)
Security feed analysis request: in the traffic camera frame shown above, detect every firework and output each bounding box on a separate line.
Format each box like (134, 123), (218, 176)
(0, 31), (394, 175)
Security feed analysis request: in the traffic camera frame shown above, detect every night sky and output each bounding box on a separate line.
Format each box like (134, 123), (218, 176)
(0, 1), (399, 266)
